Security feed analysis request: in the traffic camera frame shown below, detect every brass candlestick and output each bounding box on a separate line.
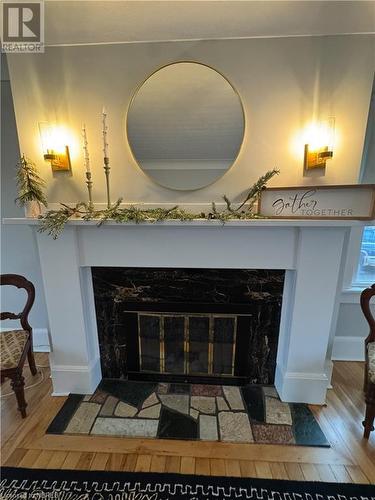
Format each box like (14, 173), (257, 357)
(104, 156), (111, 208)
(85, 171), (93, 210)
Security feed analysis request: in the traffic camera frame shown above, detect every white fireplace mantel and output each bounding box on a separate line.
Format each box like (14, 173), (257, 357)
(3, 217), (371, 404)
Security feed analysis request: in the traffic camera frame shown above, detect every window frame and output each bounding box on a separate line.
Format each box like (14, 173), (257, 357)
(343, 225), (375, 292)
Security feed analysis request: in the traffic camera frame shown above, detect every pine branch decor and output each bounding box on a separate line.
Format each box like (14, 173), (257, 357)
(15, 155), (47, 208)
(38, 168), (279, 239)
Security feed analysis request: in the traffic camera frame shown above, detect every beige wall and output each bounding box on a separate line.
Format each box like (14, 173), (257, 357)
(7, 34), (374, 206)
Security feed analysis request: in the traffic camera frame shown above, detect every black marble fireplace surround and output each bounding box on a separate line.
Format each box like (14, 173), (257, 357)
(92, 268), (284, 385)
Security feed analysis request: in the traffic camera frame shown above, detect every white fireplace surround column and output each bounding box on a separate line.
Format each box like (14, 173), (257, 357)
(3, 218), (363, 403)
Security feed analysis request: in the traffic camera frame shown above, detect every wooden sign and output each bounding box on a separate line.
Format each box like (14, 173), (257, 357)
(259, 184), (375, 220)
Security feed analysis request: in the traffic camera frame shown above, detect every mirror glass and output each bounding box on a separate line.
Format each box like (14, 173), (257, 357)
(127, 62), (245, 190)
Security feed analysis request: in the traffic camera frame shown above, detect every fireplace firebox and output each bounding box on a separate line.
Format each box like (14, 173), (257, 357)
(137, 312), (239, 376)
(92, 268), (284, 385)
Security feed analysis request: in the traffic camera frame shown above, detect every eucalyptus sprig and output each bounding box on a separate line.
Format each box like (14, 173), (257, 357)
(15, 155), (47, 208)
(37, 169), (279, 239)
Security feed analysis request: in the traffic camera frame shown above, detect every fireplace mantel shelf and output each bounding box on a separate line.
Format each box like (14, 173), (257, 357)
(3, 217), (372, 228)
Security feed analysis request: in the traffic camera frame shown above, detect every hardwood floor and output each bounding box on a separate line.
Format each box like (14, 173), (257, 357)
(1, 354), (374, 483)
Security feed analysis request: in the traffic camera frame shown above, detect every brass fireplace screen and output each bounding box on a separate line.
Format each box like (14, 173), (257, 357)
(138, 312), (239, 377)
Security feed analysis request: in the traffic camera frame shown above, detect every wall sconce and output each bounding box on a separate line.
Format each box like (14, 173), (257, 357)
(304, 117), (335, 170)
(39, 122), (72, 171)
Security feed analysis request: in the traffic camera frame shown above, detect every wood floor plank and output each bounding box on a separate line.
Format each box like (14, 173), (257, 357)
(61, 451), (82, 470)
(210, 458), (226, 476)
(123, 453), (138, 472)
(331, 464), (353, 483)
(309, 407), (354, 466)
(76, 452), (95, 470)
(301, 464), (321, 481)
(1, 395), (66, 465)
(18, 449), (42, 468)
(46, 451), (68, 469)
(0, 394), (62, 460)
(1, 354), (52, 452)
(180, 456), (195, 475)
(90, 453), (110, 471)
(106, 453), (126, 471)
(32, 434), (348, 464)
(150, 455), (166, 473)
(165, 455), (181, 473)
(239, 460), (256, 478)
(316, 464), (337, 482)
(3, 448), (27, 467)
(284, 463), (304, 481)
(345, 465), (370, 484)
(325, 389), (375, 482)
(254, 462), (272, 479)
(195, 457), (210, 475)
(33, 450), (55, 468)
(135, 454), (152, 472)
(225, 459), (241, 477)
(270, 462), (288, 480)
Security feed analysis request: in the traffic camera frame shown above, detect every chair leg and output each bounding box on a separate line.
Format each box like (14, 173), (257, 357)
(10, 372), (27, 418)
(27, 347), (37, 376)
(364, 367), (368, 393)
(363, 404), (375, 438)
(363, 384), (375, 439)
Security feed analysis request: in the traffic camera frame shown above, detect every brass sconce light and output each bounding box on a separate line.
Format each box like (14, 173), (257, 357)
(39, 122), (72, 171)
(304, 117), (335, 170)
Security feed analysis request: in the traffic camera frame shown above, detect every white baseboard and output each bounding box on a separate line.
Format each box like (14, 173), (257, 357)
(50, 357), (102, 395)
(1, 327), (50, 352)
(332, 335), (365, 361)
(274, 364), (329, 404)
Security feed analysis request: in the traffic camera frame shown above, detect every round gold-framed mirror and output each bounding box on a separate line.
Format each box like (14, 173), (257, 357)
(127, 62), (245, 191)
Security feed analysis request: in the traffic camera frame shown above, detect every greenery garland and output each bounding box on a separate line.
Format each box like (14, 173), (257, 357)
(38, 169), (279, 239)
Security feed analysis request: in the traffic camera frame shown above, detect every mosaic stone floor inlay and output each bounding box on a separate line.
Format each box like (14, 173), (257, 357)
(46, 380), (329, 447)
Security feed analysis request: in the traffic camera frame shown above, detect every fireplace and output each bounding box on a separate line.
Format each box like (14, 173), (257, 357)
(6, 219), (349, 402)
(92, 268), (284, 385)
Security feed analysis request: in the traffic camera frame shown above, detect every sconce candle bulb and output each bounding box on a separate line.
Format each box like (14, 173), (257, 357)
(39, 122), (72, 172)
(304, 117), (335, 170)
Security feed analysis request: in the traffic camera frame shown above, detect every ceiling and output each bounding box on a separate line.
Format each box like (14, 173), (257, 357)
(45, 1), (375, 46)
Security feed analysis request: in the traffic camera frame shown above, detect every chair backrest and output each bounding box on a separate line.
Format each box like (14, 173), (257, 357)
(360, 283), (375, 345)
(0, 274), (35, 334)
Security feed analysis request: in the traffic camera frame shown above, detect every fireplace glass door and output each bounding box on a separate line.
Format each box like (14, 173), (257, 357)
(138, 313), (237, 377)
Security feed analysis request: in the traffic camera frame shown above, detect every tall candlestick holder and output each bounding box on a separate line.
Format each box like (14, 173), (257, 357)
(104, 157), (111, 208)
(85, 171), (93, 210)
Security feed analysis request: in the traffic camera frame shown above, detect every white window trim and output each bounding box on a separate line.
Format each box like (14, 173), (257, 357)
(341, 225), (375, 300)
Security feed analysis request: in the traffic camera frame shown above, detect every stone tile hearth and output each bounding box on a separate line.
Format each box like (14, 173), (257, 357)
(46, 380), (329, 447)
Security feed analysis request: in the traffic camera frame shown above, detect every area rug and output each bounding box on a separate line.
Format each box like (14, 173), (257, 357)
(46, 380), (329, 447)
(1, 467), (372, 499)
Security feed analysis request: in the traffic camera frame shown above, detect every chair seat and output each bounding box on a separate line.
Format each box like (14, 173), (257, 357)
(368, 342), (375, 384)
(0, 330), (29, 370)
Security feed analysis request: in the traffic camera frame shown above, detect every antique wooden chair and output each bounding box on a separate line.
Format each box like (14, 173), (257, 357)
(361, 283), (375, 438)
(0, 274), (37, 418)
